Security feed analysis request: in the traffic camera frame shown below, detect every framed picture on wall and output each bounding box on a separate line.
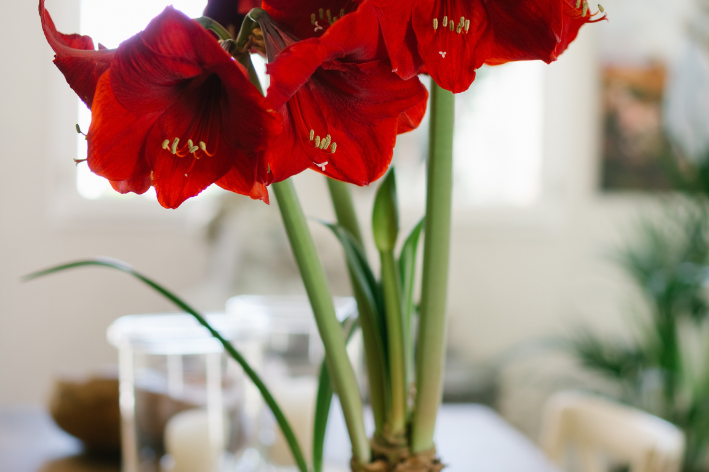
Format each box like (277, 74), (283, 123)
(599, 0), (709, 190)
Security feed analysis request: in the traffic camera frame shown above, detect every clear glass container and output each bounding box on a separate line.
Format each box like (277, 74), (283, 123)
(107, 313), (265, 472)
(225, 296), (359, 472)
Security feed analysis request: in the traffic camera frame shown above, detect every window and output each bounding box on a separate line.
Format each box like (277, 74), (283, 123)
(395, 62), (545, 211)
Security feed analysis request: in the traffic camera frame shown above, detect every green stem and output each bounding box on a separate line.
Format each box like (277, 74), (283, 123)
(326, 178), (388, 434)
(272, 179), (371, 465)
(380, 250), (407, 440)
(326, 179), (364, 244)
(410, 83), (455, 453)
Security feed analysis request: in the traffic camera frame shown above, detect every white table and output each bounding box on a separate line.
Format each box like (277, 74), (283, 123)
(0, 404), (559, 472)
(323, 403), (560, 472)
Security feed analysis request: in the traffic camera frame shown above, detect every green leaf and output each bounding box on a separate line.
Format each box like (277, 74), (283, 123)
(398, 217), (425, 388)
(372, 170), (399, 252)
(194, 16), (233, 40)
(318, 220), (390, 431)
(23, 258), (309, 472)
(399, 217), (425, 323)
(312, 315), (359, 472)
(318, 221), (385, 336)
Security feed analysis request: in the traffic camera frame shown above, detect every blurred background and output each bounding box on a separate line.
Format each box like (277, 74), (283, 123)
(3, 0), (709, 470)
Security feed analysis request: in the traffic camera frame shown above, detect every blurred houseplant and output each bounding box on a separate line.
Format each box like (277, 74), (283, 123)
(564, 3), (709, 467)
(33, 0), (602, 470)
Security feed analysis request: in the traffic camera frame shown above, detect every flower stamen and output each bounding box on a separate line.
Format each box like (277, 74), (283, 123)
(170, 138), (180, 155)
(442, 16), (448, 27)
(433, 18), (438, 30)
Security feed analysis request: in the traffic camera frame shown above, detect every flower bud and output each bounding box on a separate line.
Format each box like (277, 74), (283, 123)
(372, 170), (399, 252)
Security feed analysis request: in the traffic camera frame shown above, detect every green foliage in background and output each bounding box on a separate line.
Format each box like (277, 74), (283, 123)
(565, 197), (709, 471)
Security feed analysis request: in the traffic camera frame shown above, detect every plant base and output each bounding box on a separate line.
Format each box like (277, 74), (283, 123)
(351, 441), (444, 472)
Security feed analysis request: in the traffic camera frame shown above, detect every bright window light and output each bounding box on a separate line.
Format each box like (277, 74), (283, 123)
(76, 0), (208, 200)
(396, 61), (545, 208)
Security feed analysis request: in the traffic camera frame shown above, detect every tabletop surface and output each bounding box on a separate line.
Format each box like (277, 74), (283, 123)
(0, 404), (558, 472)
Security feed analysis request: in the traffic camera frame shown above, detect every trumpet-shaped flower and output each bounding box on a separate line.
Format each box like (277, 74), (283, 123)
(40, 3), (281, 208)
(370, 0), (606, 93)
(260, 1), (429, 185)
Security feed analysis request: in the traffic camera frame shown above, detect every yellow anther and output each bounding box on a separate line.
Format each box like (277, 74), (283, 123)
(326, 9), (333, 24)
(442, 16), (447, 27)
(457, 23), (462, 34)
(171, 138), (179, 154)
(333, 16), (337, 21)
(459, 16), (465, 25)
(433, 18), (438, 30)
(309, 129), (315, 141)
(465, 19), (470, 32)
(187, 139), (194, 148)
(311, 13), (316, 25)
(315, 136), (321, 147)
(576, 0), (581, 7)
(340, 8), (345, 17)
(598, 3), (604, 12)
(330, 143), (337, 154)
(162, 139), (170, 150)
(449, 20), (454, 31)
(189, 145), (199, 154)
(324, 134), (331, 148)
(319, 8), (324, 19)
(199, 141), (207, 151)
(582, 0), (588, 16)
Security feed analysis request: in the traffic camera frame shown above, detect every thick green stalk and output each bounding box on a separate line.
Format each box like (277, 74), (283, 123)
(327, 179), (364, 244)
(326, 178), (388, 433)
(380, 250), (407, 440)
(272, 179), (371, 465)
(411, 83), (455, 453)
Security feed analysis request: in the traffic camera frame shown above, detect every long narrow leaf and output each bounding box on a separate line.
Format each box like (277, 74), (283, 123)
(318, 220), (389, 431)
(399, 217), (425, 321)
(312, 315), (359, 472)
(398, 218), (425, 386)
(23, 258), (309, 472)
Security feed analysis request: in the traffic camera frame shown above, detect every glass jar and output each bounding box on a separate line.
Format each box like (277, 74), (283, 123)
(225, 296), (359, 472)
(107, 313), (264, 472)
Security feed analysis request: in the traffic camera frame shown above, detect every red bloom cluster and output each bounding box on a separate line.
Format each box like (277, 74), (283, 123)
(370, 0), (606, 93)
(41, 0), (600, 207)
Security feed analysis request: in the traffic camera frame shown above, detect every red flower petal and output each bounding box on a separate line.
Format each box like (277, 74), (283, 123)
(109, 176), (152, 195)
(263, 0), (360, 41)
(397, 87), (428, 134)
(87, 73), (154, 183)
(369, 0), (423, 81)
(216, 151), (271, 204)
(478, 0), (561, 66)
(109, 7), (227, 115)
(39, 0), (115, 108)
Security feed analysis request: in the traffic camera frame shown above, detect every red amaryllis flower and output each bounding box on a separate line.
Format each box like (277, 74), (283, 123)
(40, 3), (281, 209)
(370, 0), (606, 93)
(258, 1), (429, 185)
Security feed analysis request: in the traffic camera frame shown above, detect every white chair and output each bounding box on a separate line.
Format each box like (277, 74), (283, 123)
(540, 391), (685, 472)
